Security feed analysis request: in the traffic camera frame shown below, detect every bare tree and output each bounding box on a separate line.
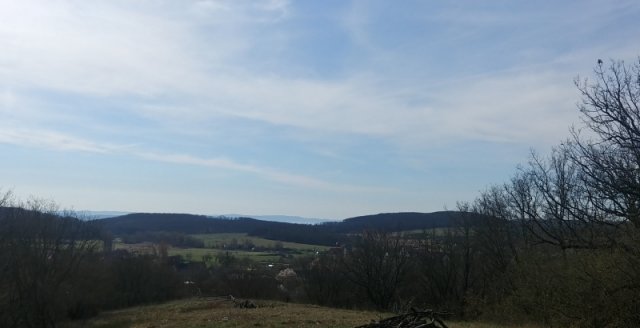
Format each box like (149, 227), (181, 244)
(342, 230), (411, 311)
(446, 59), (640, 325)
(509, 59), (640, 325)
(569, 59), (640, 228)
(496, 60), (640, 253)
(0, 196), (100, 328)
(0, 189), (12, 207)
(296, 253), (357, 308)
(523, 149), (613, 249)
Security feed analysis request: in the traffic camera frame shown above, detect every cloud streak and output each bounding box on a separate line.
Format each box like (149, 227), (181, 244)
(0, 126), (388, 194)
(137, 151), (392, 193)
(1, 0), (637, 149)
(0, 127), (116, 153)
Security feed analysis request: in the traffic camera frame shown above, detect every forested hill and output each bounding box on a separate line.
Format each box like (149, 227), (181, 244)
(97, 213), (286, 235)
(97, 213), (341, 245)
(96, 211), (464, 246)
(325, 211), (456, 233)
(0, 206), (104, 239)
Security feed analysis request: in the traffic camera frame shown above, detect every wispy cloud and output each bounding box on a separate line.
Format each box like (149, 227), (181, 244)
(137, 151), (391, 193)
(169, 68), (579, 148)
(0, 0), (291, 97)
(2, 0), (636, 150)
(0, 125), (388, 193)
(0, 127), (115, 153)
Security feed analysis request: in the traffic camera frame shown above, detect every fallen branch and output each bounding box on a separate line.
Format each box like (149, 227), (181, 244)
(199, 295), (257, 309)
(356, 309), (448, 328)
(229, 295), (257, 309)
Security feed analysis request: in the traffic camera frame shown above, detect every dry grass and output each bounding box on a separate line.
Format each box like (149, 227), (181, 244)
(62, 299), (538, 328)
(63, 299), (379, 328)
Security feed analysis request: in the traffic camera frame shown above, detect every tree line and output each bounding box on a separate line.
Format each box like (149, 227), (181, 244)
(294, 59), (640, 326)
(0, 195), (189, 328)
(99, 212), (456, 247)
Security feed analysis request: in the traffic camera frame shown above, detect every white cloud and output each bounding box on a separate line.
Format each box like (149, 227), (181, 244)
(172, 67), (581, 148)
(191, 0), (290, 22)
(0, 127), (115, 153)
(0, 0), (284, 96)
(0, 89), (18, 112)
(136, 151), (392, 193)
(0, 125), (389, 193)
(426, 70), (581, 144)
(1, 0), (638, 153)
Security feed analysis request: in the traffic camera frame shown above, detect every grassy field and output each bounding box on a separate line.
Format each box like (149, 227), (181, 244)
(115, 233), (329, 264)
(61, 299), (538, 328)
(191, 233), (330, 252)
(114, 242), (284, 263)
(168, 247), (283, 263)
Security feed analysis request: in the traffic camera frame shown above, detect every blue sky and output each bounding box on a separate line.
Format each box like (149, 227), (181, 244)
(1, 0), (639, 219)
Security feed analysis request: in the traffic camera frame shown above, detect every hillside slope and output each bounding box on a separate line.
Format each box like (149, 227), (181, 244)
(96, 211), (470, 245)
(327, 211), (456, 233)
(61, 298), (528, 328)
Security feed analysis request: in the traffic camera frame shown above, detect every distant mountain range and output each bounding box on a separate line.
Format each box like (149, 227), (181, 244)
(221, 214), (337, 225)
(79, 211), (131, 220)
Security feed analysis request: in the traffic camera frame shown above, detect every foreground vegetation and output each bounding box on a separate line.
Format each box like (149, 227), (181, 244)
(61, 298), (536, 328)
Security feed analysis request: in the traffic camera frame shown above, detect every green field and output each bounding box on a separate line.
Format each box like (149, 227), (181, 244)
(191, 233), (330, 251)
(168, 247), (283, 263)
(114, 242), (283, 263)
(114, 233), (330, 264)
(61, 298), (538, 328)
(398, 227), (462, 236)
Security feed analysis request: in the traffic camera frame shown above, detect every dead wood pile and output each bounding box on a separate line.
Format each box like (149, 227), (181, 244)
(356, 309), (448, 328)
(229, 295), (257, 308)
(200, 295), (257, 309)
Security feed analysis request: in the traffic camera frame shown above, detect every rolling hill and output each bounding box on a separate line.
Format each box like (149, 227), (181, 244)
(95, 211), (466, 246)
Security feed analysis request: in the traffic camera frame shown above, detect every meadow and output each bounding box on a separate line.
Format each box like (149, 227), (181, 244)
(115, 232), (330, 263)
(191, 233), (330, 252)
(61, 298), (538, 328)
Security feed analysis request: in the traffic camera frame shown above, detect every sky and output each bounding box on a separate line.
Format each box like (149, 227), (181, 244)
(1, 0), (639, 220)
